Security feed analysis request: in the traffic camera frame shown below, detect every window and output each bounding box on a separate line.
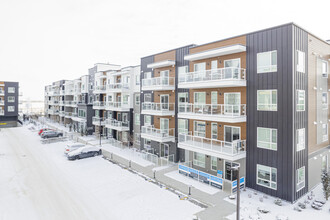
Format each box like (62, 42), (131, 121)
(257, 50), (277, 73)
(211, 123), (218, 139)
(296, 90), (305, 111)
(8, 87), (15, 93)
(296, 50), (305, 73)
(257, 164), (277, 190)
(211, 91), (217, 105)
(144, 93), (151, 102)
(178, 66), (188, 74)
(123, 95), (129, 104)
(144, 115), (151, 126)
(322, 61), (328, 78)
(296, 166), (305, 192)
(322, 155), (328, 172)
(144, 139), (151, 148)
(135, 94), (140, 105)
(211, 156), (217, 171)
(257, 127), (277, 150)
(144, 72), (151, 79)
(178, 92), (188, 103)
(322, 92), (328, 109)
(194, 62), (206, 72)
(225, 161), (239, 181)
(78, 109), (86, 117)
(178, 119), (188, 134)
(8, 106), (15, 112)
(135, 74), (140, 85)
(108, 95), (113, 103)
(295, 128), (305, 151)
(95, 110), (99, 117)
(193, 152), (205, 168)
(194, 92), (206, 104)
(322, 124), (328, 142)
(8, 96), (15, 103)
(257, 90), (277, 111)
(194, 121), (205, 137)
(135, 113), (140, 125)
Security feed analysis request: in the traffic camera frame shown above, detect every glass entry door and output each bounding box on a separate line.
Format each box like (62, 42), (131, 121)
(160, 95), (169, 110)
(160, 70), (169, 85)
(224, 93), (240, 115)
(160, 143), (169, 157)
(224, 126), (240, 144)
(160, 118), (169, 135)
(193, 63), (206, 81)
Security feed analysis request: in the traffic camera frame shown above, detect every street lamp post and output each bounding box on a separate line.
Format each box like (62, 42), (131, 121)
(231, 165), (241, 220)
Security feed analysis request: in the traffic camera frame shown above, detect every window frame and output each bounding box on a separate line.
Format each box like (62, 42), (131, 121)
(8, 87), (15, 93)
(296, 166), (305, 192)
(322, 123), (328, 142)
(8, 106), (15, 112)
(211, 156), (217, 171)
(135, 94), (140, 105)
(211, 123), (218, 140)
(7, 96), (15, 103)
(257, 164), (277, 190)
(257, 50), (277, 73)
(296, 50), (305, 73)
(257, 127), (277, 151)
(296, 128), (305, 151)
(322, 92), (328, 109)
(322, 60), (328, 78)
(257, 90), (277, 111)
(135, 113), (140, 125)
(296, 90), (305, 111)
(193, 152), (205, 168)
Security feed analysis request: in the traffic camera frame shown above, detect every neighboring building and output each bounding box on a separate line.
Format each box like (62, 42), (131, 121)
(0, 81), (19, 128)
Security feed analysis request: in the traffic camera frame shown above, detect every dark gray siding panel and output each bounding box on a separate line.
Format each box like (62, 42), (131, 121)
(246, 24), (295, 202)
(4, 82), (19, 117)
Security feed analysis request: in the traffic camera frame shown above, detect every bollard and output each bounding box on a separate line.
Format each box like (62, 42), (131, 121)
(188, 185), (191, 195)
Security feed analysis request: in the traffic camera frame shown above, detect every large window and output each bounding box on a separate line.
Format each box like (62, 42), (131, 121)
(296, 90), (305, 111)
(8, 87), (15, 93)
(257, 90), (277, 111)
(257, 164), (277, 190)
(296, 128), (305, 151)
(194, 92), (206, 104)
(322, 61), (328, 78)
(296, 50), (305, 73)
(257, 127), (277, 150)
(257, 50), (277, 73)
(135, 113), (140, 125)
(144, 115), (151, 126)
(8, 96), (15, 103)
(211, 156), (217, 171)
(8, 106), (15, 112)
(211, 123), (218, 139)
(296, 166), (305, 192)
(194, 121), (205, 137)
(322, 92), (328, 109)
(322, 124), (328, 142)
(193, 152), (205, 168)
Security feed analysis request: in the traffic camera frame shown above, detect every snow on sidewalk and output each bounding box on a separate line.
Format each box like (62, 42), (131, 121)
(165, 170), (221, 195)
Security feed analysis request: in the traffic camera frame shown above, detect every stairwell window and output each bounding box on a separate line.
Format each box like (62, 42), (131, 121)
(296, 50), (305, 73)
(257, 50), (277, 73)
(8, 87), (15, 93)
(322, 124), (328, 142)
(322, 92), (328, 109)
(8, 96), (15, 103)
(296, 128), (305, 151)
(257, 90), (277, 111)
(257, 127), (277, 150)
(322, 60), (328, 78)
(8, 106), (15, 112)
(257, 164), (277, 190)
(296, 166), (305, 192)
(296, 90), (305, 111)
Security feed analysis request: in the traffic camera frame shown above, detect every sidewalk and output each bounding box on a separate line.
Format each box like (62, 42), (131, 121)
(39, 119), (236, 219)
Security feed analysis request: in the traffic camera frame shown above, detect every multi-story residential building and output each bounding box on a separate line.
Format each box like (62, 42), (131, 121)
(45, 80), (63, 122)
(0, 81), (19, 128)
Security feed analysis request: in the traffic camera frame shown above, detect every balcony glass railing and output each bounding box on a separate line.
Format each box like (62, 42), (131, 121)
(179, 67), (246, 84)
(105, 119), (129, 129)
(142, 102), (175, 112)
(93, 101), (105, 108)
(141, 126), (175, 138)
(106, 102), (130, 109)
(142, 77), (175, 88)
(107, 83), (130, 90)
(94, 85), (107, 92)
(92, 117), (105, 125)
(178, 133), (246, 156)
(178, 103), (246, 116)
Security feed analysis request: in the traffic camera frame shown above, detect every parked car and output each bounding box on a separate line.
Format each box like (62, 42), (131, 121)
(67, 146), (102, 160)
(38, 128), (54, 135)
(64, 143), (85, 154)
(41, 130), (63, 139)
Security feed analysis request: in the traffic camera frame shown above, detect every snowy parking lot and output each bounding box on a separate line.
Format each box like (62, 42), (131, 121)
(0, 126), (202, 220)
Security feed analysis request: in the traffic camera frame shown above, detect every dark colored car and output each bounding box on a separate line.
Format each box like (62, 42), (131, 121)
(67, 146), (102, 160)
(41, 130), (63, 139)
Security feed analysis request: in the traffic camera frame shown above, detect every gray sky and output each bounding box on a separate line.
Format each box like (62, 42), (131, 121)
(1, 0), (329, 100)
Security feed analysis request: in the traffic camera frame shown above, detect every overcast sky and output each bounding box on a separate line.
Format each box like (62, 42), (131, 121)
(1, 0), (329, 100)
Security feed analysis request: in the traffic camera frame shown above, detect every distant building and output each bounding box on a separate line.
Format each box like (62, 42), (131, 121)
(0, 81), (19, 128)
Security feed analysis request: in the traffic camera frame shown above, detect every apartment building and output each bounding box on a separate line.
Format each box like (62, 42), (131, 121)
(45, 80), (63, 122)
(0, 81), (19, 128)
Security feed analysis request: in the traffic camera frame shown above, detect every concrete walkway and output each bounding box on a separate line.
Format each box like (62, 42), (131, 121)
(39, 119), (236, 219)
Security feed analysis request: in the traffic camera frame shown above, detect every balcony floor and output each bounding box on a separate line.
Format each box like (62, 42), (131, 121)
(105, 124), (129, 131)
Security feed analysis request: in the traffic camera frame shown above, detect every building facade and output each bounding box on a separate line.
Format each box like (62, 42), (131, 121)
(0, 81), (19, 128)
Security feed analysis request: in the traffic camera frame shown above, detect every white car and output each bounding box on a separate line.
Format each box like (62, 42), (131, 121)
(64, 143), (85, 154)
(67, 146), (102, 160)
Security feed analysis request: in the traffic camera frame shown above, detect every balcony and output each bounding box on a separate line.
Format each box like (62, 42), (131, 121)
(93, 101), (105, 110)
(74, 89), (81, 94)
(59, 111), (65, 117)
(105, 119), (129, 131)
(93, 85), (107, 94)
(141, 102), (175, 116)
(178, 68), (246, 89)
(106, 83), (130, 93)
(0, 109), (4, 115)
(0, 100), (4, 106)
(65, 89), (74, 95)
(0, 90), (4, 96)
(141, 77), (175, 91)
(53, 91), (60, 96)
(92, 117), (105, 126)
(47, 109), (54, 114)
(105, 102), (130, 111)
(64, 112), (73, 118)
(141, 126), (175, 142)
(178, 103), (246, 123)
(178, 133), (246, 161)
(65, 101), (77, 107)
(59, 101), (65, 106)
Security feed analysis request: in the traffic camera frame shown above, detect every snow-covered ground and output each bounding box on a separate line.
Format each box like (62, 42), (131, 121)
(0, 126), (203, 220)
(225, 185), (330, 220)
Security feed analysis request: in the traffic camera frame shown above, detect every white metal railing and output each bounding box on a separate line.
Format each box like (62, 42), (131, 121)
(93, 101), (105, 108)
(65, 101), (77, 106)
(107, 83), (130, 91)
(178, 103), (246, 116)
(178, 133), (246, 156)
(106, 102), (130, 109)
(105, 118), (129, 129)
(106, 138), (129, 149)
(65, 112), (73, 117)
(72, 113), (77, 117)
(142, 102), (175, 112)
(0, 109), (4, 115)
(94, 85), (107, 93)
(141, 126), (175, 138)
(179, 67), (246, 84)
(142, 77), (175, 88)
(93, 116), (105, 125)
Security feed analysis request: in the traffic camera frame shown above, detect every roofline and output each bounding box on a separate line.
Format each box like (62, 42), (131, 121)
(141, 44), (196, 59)
(291, 22), (330, 45)
(94, 62), (121, 67)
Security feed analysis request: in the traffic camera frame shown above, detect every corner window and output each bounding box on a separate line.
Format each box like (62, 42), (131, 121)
(296, 50), (305, 73)
(296, 128), (305, 151)
(8, 96), (15, 103)
(296, 90), (305, 111)
(8, 87), (15, 93)
(193, 152), (205, 168)
(135, 113), (140, 125)
(296, 166), (305, 192)
(211, 156), (217, 171)
(322, 61), (328, 78)
(257, 164), (277, 190)
(257, 127), (277, 150)
(257, 90), (277, 111)
(322, 124), (328, 142)
(8, 106), (15, 112)
(322, 92), (328, 109)
(257, 50), (277, 73)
